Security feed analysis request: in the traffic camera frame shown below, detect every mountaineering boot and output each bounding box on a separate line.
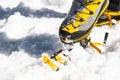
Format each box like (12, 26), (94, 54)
(59, 0), (109, 44)
(107, 0), (120, 11)
(96, 0), (120, 26)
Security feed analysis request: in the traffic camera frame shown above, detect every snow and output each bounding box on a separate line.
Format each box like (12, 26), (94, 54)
(0, 0), (72, 13)
(0, 12), (62, 39)
(0, 0), (120, 80)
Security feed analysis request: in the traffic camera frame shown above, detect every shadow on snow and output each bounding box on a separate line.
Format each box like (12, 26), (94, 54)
(0, 2), (66, 20)
(0, 33), (63, 57)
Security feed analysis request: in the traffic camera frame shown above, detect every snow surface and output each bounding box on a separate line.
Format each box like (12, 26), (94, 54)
(0, 0), (120, 80)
